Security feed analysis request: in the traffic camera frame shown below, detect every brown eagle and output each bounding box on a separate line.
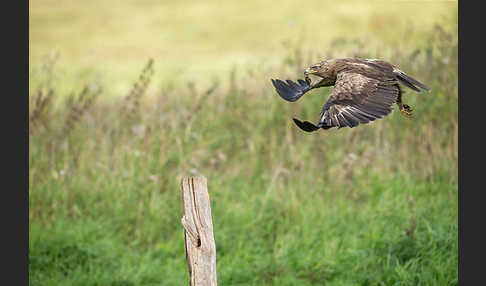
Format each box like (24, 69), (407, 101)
(271, 58), (430, 132)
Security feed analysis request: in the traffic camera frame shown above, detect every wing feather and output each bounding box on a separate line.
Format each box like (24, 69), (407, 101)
(319, 71), (400, 129)
(271, 79), (311, 102)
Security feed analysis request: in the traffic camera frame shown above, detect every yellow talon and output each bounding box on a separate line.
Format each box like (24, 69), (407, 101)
(400, 104), (413, 118)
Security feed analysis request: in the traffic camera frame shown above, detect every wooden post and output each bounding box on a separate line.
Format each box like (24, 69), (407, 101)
(181, 176), (217, 286)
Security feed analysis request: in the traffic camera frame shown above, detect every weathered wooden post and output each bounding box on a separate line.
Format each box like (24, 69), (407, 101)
(181, 176), (217, 286)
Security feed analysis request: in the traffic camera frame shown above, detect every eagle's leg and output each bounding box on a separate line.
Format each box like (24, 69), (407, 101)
(396, 87), (413, 118)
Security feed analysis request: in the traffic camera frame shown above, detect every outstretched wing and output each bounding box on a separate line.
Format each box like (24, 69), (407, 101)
(271, 79), (311, 102)
(318, 71), (400, 129)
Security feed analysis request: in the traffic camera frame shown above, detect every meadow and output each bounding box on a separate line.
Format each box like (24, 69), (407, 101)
(29, 1), (458, 285)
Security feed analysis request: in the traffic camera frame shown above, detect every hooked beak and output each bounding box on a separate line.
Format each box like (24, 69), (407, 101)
(304, 67), (318, 75)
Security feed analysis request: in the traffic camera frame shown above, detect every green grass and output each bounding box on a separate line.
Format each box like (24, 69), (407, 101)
(30, 176), (457, 285)
(29, 0), (457, 94)
(29, 3), (457, 285)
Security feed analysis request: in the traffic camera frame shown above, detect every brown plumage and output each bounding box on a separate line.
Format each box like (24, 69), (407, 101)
(271, 58), (430, 132)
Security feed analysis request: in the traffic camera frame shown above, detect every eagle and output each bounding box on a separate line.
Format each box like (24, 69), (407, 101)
(271, 58), (430, 132)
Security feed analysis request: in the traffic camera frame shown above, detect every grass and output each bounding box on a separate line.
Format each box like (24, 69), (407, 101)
(30, 177), (457, 285)
(29, 0), (457, 94)
(29, 2), (457, 285)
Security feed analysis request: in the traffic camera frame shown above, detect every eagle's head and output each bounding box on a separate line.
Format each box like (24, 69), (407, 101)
(304, 59), (337, 85)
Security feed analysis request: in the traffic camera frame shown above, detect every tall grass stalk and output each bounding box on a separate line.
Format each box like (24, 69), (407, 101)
(29, 22), (458, 285)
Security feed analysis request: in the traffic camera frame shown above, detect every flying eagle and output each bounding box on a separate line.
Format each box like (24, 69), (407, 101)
(271, 58), (430, 132)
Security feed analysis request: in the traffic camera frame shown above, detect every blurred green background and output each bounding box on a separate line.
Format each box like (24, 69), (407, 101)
(30, 0), (455, 93)
(29, 0), (458, 285)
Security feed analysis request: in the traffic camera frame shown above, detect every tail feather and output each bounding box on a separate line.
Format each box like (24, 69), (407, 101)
(394, 69), (430, 92)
